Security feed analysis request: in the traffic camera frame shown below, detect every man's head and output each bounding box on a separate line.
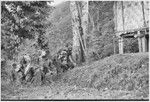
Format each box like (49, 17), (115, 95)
(12, 63), (17, 69)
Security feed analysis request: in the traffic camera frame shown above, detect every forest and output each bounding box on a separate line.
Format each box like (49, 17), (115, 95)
(1, 1), (149, 100)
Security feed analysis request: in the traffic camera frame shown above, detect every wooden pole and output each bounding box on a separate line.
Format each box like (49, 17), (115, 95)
(114, 1), (118, 33)
(113, 36), (116, 54)
(141, 1), (147, 52)
(141, 36), (147, 52)
(113, 1), (117, 54)
(121, 1), (125, 31)
(119, 37), (124, 54)
(118, 1), (124, 54)
(141, 1), (146, 27)
(138, 31), (142, 52)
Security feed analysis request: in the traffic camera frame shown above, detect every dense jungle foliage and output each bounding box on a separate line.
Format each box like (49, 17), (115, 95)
(1, 1), (148, 100)
(1, 1), (53, 60)
(1, 1), (139, 84)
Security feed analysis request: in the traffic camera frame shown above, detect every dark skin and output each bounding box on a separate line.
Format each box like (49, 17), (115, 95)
(17, 65), (26, 84)
(40, 57), (52, 85)
(11, 63), (17, 82)
(52, 48), (75, 73)
(10, 70), (16, 83)
(40, 70), (45, 85)
(16, 56), (29, 84)
(26, 67), (35, 82)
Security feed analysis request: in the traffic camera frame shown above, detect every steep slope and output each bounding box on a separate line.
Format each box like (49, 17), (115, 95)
(1, 53), (149, 100)
(62, 53), (149, 99)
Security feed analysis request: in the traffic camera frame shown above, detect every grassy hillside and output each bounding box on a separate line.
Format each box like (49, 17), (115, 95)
(1, 53), (149, 99)
(62, 53), (149, 99)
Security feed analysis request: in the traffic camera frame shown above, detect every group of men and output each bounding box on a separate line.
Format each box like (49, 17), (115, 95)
(10, 50), (51, 85)
(53, 46), (76, 74)
(10, 47), (76, 85)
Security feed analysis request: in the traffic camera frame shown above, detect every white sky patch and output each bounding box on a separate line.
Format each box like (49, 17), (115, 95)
(50, 0), (65, 6)
(50, 0), (89, 6)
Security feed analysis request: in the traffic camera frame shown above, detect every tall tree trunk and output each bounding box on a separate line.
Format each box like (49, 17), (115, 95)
(70, 1), (88, 65)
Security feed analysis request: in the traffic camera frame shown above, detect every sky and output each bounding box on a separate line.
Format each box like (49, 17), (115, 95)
(50, 0), (89, 6)
(50, 0), (65, 6)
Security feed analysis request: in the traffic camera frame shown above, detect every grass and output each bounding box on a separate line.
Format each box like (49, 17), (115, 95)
(1, 53), (149, 99)
(62, 52), (149, 99)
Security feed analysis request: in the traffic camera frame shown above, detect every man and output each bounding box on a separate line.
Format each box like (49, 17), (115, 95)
(23, 54), (31, 75)
(38, 50), (51, 85)
(52, 56), (62, 74)
(60, 47), (76, 71)
(25, 66), (35, 83)
(12, 63), (22, 85)
(17, 54), (31, 84)
(10, 63), (17, 83)
(17, 63), (26, 84)
(66, 47), (76, 69)
(57, 49), (68, 72)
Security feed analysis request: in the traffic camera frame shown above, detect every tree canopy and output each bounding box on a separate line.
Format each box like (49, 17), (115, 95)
(1, 1), (53, 60)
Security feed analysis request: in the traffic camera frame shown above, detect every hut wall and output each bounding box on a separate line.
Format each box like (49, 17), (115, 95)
(115, 1), (149, 34)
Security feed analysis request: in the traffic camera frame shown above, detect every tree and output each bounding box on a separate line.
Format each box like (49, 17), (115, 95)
(1, 1), (53, 60)
(70, 1), (88, 65)
(46, 1), (73, 55)
(88, 1), (115, 60)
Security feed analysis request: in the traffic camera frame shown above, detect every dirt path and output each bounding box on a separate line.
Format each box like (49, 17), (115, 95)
(2, 82), (142, 100)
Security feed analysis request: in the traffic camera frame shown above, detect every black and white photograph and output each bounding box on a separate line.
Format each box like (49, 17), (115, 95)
(1, 0), (149, 101)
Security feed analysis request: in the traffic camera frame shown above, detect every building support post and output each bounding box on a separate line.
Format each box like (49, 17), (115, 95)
(141, 36), (147, 52)
(119, 37), (124, 54)
(137, 31), (147, 52)
(138, 37), (142, 52)
(137, 31), (142, 52)
(146, 35), (149, 52)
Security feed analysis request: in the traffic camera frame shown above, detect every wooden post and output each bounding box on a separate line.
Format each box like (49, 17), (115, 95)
(121, 1), (125, 31)
(114, 1), (117, 32)
(141, 1), (146, 27)
(113, 39), (116, 54)
(119, 37), (124, 54)
(113, 35), (116, 54)
(137, 31), (142, 52)
(113, 2), (117, 55)
(118, 1), (124, 54)
(141, 36), (147, 52)
(147, 35), (149, 52)
(138, 37), (142, 52)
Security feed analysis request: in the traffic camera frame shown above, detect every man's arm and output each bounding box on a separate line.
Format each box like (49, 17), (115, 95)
(69, 55), (77, 66)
